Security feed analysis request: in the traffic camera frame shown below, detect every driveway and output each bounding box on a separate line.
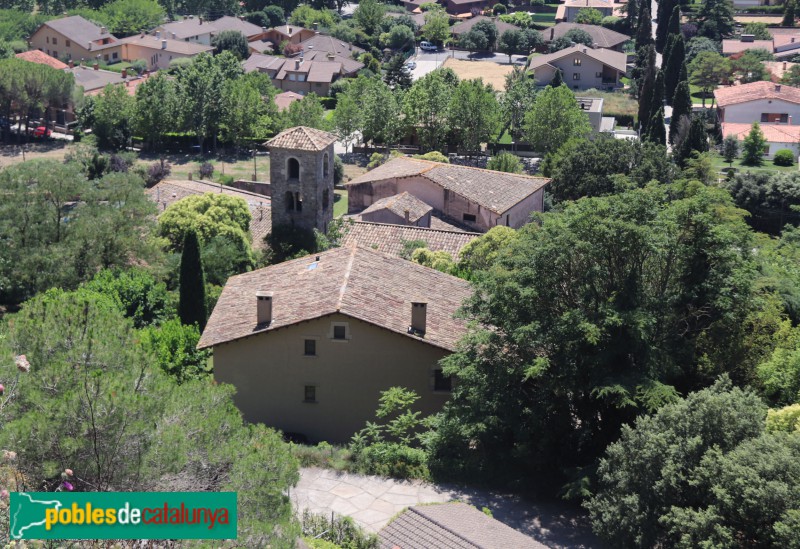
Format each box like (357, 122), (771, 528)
(291, 467), (602, 548)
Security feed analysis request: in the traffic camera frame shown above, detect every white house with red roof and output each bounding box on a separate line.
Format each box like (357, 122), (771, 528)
(715, 81), (800, 125)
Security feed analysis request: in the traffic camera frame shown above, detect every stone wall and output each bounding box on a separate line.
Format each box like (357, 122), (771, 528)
(270, 144), (334, 233)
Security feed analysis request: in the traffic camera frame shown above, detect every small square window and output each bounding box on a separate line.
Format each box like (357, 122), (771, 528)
(573, 73), (581, 81)
(66, 39), (71, 47)
(304, 385), (316, 402)
(595, 71), (602, 78)
(434, 369), (452, 392)
(333, 325), (346, 340)
(462, 213), (477, 222)
(52, 37), (57, 45)
(304, 339), (316, 356)
(573, 57), (581, 66)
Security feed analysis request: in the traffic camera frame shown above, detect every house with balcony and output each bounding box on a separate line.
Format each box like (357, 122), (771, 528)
(527, 45), (628, 90)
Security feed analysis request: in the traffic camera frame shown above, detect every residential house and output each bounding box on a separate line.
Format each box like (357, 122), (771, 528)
(297, 32), (365, 59)
(68, 64), (132, 95)
(556, 0), (625, 22)
(155, 16), (217, 45)
(211, 16), (265, 41)
(527, 45), (628, 90)
(118, 34), (214, 70)
(146, 180), (272, 247)
(345, 157), (550, 231)
(358, 192), (434, 227)
(243, 52), (363, 96)
(14, 50), (67, 69)
(260, 25), (317, 51)
(451, 15), (521, 46)
(274, 90), (304, 111)
(197, 245), (473, 443)
(379, 502), (544, 549)
(444, 0), (494, 15)
(402, 0), (430, 12)
(715, 81), (800, 124)
(544, 23), (631, 51)
(722, 122), (800, 157)
(340, 221), (479, 258)
(576, 96), (616, 131)
(28, 15), (123, 64)
(722, 34), (775, 56)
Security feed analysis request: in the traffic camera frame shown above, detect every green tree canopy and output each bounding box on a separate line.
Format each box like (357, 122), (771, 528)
(212, 29), (250, 59)
(421, 8), (450, 45)
(158, 193), (252, 250)
(447, 78), (500, 153)
(428, 184), (759, 486)
(742, 121), (768, 166)
(697, 0), (735, 41)
(404, 70), (453, 152)
(689, 50), (730, 107)
(101, 0), (165, 37)
(575, 7), (603, 24)
(178, 229), (207, 331)
(522, 84), (591, 156)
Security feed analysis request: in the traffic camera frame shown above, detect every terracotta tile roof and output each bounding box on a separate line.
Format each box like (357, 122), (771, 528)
(379, 503), (545, 549)
(42, 16), (116, 47)
(298, 33), (365, 57)
(341, 220), (479, 258)
(271, 25), (311, 38)
(722, 122), (800, 143)
(545, 22), (630, 49)
(451, 15), (520, 36)
(306, 60), (343, 83)
(15, 50), (68, 69)
(274, 91), (304, 111)
(360, 192), (433, 222)
(527, 45), (628, 73)
(146, 180), (271, 248)
(346, 157), (550, 215)
(301, 49), (364, 75)
(118, 34), (214, 55)
(243, 52), (285, 73)
(265, 126), (338, 151)
(198, 245), (473, 351)
(212, 16), (264, 37)
(68, 65), (126, 93)
(715, 81), (800, 108)
(721, 39), (774, 55)
(158, 18), (218, 40)
(248, 38), (274, 54)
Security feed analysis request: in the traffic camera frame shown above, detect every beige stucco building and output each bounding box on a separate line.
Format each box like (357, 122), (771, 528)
(528, 45), (628, 91)
(198, 246), (473, 443)
(345, 157), (550, 232)
(29, 15), (122, 64)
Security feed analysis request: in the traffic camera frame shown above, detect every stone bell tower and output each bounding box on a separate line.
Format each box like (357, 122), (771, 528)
(265, 126), (338, 234)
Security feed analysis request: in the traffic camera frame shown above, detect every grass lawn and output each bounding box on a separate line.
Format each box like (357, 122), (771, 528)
(137, 152), (271, 182)
(689, 84), (715, 106)
(498, 131), (513, 145)
(578, 89), (638, 120)
(333, 189), (348, 217)
(710, 152), (799, 174)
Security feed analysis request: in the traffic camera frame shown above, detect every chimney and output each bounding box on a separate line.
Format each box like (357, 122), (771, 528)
(199, 16), (203, 25)
(172, 32), (177, 39)
(156, 30), (161, 39)
(741, 34), (755, 42)
(68, 59), (74, 68)
(296, 59), (301, 68)
(784, 62), (788, 70)
(161, 39), (167, 49)
(262, 26), (267, 33)
(288, 27), (292, 33)
(100, 26), (107, 35)
(776, 84), (782, 92)
(550, 28), (554, 40)
(239, 15), (245, 21)
(583, 47), (588, 53)
(92, 62), (99, 70)
(409, 303), (427, 336)
(256, 291), (273, 325)
(793, 37), (796, 43)
(121, 68), (127, 78)
(404, 209), (410, 224)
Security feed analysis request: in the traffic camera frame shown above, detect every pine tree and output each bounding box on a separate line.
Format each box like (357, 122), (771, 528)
(656, 0), (676, 53)
(178, 230), (208, 331)
(783, 0), (796, 27)
(670, 80), (692, 144)
(636, 0), (653, 48)
(552, 68), (564, 87)
(664, 34), (686, 105)
(645, 107), (666, 145)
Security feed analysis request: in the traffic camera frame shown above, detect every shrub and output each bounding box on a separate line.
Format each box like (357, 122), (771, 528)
(774, 148), (795, 166)
(130, 59), (147, 75)
(486, 151), (523, 173)
(301, 510), (379, 549)
(333, 155), (344, 185)
(145, 160), (171, 186)
(168, 57), (192, 72)
(493, 3), (507, 14)
(198, 162), (214, 179)
(218, 174), (234, 186)
(352, 442), (430, 479)
(413, 151), (450, 163)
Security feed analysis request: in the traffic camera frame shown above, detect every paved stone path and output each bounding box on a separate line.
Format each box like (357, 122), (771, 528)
(290, 467), (602, 548)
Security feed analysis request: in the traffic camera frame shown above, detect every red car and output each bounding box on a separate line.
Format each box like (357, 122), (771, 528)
(32, 126), (52, 138)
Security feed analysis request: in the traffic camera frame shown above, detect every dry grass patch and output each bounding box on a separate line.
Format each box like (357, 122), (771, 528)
(442, 57), (514, 90)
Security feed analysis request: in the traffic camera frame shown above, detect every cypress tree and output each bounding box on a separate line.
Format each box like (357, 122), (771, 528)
(625, 0), (639, 34)
(678, 61), (687, 83)
(636, 0), (653, 48)
(783, 0), (796, 27)
(652, 68), (665, 108)
(670, 80), (692, 144)
(668, 5), (681, 36)
(637, 46), (656, 134)
(676, 115), (708, 166)
(664, 34), (685, 104)
(656, 0), (676, 53)
(646, 107), (666, 145)
(552, 68), (564, 87)
(178, 230), (208, 331)
(663, 33), (676, 72)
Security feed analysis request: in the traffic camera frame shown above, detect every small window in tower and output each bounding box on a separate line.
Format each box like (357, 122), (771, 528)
(288, 158), (300, 179)
(285, 191), (295, 211)
(322, 189), (329, 210)
(323, 153), (329, 177)
(295, 192), (303, 212)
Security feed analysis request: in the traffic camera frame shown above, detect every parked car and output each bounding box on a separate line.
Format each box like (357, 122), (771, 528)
(32, 126), (52, 138)
(420, 41), (437, 52)
(405, 61), (417, 70)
